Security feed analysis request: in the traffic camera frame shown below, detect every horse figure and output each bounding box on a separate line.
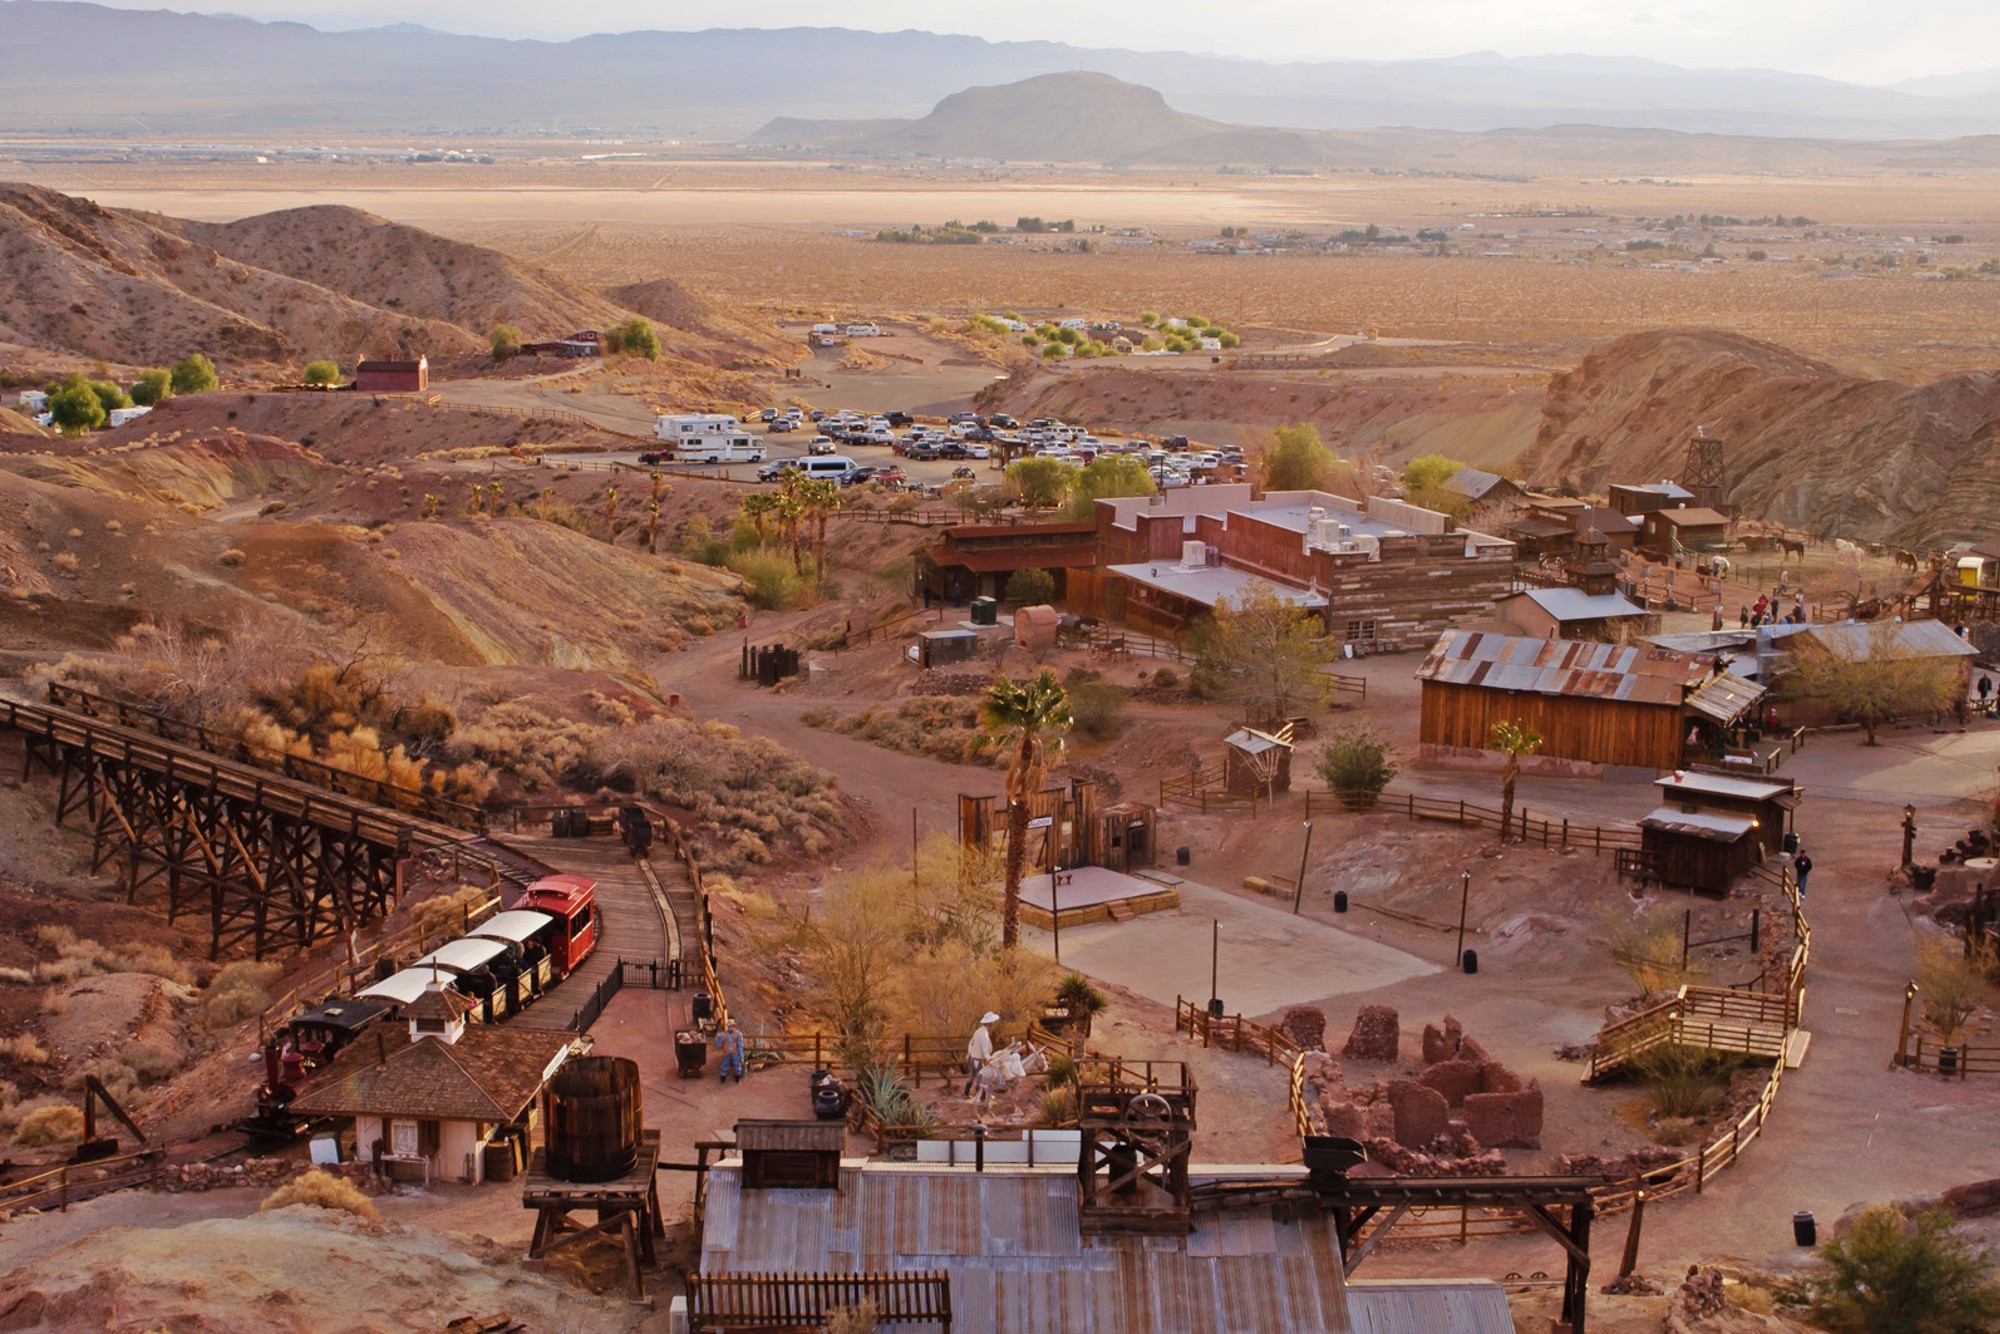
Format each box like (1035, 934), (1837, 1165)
(1777, 537), (1807, 560)
(1893, 548), (1920, 573)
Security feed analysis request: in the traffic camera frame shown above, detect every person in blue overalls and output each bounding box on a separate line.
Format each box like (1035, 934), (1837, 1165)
(715, 1018), (746, 1084)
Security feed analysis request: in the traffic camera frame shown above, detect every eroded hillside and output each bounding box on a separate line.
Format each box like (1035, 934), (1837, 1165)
(1520, 329), (2000, 545)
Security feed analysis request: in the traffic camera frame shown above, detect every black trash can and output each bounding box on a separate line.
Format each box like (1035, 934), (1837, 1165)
(691, 992), (714, 1026)
(1793, 1211), (1817, 1247)
(1207, 997), (1225, 1019)
(1334, 890), (1349, 914)
(1461, 949), (1479, 975)
(1783, 831), (1800, 855)
(1177, 846), (1191, 866)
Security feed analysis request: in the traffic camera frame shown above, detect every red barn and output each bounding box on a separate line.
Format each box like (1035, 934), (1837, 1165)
(355, 356), (428, 392)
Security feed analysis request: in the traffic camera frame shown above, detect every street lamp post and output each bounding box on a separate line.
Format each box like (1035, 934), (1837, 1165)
(1292, 821), (1314, 915)
(1454, 870), (1472, 969)
(1902, 803), (1918, 868)
(1051, 865), (1062, 965)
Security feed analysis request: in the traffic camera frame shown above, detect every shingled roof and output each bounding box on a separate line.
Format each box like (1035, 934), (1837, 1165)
(289, 1022), (571, 1123)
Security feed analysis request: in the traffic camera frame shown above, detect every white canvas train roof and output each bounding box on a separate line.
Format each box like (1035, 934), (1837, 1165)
(412, 938), (510, 973)
(359, 968), (464, 1006)
(468, 909), (555, 945)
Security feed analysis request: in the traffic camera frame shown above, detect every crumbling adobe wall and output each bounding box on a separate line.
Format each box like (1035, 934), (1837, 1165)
(1300, 1011), (1545, 1160)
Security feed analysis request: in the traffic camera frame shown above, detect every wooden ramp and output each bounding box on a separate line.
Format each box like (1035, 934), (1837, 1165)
(506, 835), (669, 1033)
(1587, 986), (1795, 1083)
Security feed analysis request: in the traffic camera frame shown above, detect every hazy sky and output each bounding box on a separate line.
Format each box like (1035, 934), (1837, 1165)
(107, 1), (2000, 85)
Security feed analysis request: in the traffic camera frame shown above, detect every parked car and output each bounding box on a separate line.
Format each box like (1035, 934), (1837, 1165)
(757, 460), (798, 482)
(769, 418), (796, 432)
(807, 436), (837, 455)
(809, 409), (828, 421)
(840, 466), (880, 486)
(884, 411), (914, 428)
(760, 408), (778, 422)
(874, 466), (909, 487)
(907, 444), (941, 461)
(988, 414), (1019, 430)
(638, 450), (673, 465)
(960, 443), (990, 459)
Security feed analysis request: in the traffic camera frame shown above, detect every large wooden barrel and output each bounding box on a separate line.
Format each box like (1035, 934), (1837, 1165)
(546, 1055), (642, 1182)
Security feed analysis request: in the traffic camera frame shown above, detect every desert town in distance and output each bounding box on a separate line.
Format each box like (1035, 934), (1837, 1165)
(3, 5), (2000, 1333)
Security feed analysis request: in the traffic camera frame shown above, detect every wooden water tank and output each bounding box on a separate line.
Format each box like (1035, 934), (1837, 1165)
(546, 1055), (642, 1182)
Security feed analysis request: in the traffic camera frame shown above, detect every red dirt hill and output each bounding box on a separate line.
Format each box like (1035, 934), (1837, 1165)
(1519, 329), (2000, 546)
(0, 183), (471, 369)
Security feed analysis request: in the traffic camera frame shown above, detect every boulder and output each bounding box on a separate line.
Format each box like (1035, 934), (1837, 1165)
(1279, 1007), (1328, 1052)
(1341, 1005), (1400, 1063)
(1464, 1082), (1544, 1150)
(1386, 1079), (1450, 1149)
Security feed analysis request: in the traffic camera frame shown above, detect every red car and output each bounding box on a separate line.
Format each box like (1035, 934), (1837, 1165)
(874, 466), (910, 487)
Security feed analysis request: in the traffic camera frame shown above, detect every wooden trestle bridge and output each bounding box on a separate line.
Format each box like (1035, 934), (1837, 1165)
(1, 685), (546, 960)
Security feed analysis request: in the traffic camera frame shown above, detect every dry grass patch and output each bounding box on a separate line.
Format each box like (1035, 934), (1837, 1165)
(13, 1104), (85, 1147)
(261, 1169), (378, 1219)
(800, 697), (988, 764)
(199, 960), (284, 1030)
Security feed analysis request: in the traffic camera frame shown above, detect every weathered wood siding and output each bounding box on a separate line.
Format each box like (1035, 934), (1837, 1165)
(1419, 680), (1684, 770)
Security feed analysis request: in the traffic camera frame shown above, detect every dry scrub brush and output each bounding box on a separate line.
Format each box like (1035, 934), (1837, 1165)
(32, 924), (196, 987)
(261, 1169), (378, 1220)
(199, 960), (284, 1031)
(800, 697), (988, 764)
(776, 838), (1056, 1067)
(451, 705), (838, 869)
(1603, 906), (1700, 1000)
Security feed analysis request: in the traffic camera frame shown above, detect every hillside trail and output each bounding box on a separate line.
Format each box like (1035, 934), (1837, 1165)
(665, 612), (996, 856)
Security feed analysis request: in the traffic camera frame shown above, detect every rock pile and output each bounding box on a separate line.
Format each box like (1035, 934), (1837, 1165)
(161, 1157), (381, 1195)
(1300, 1010), (1546, 1171)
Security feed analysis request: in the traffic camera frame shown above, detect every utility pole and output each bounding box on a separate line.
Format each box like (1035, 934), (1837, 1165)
(1454, 870), (1472, 969)
(1292, 821), (1314, 915)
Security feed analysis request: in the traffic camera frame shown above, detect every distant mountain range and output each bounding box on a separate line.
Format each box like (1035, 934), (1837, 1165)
(6, 2), (2000, 140)
(752, 72), (2000, 171)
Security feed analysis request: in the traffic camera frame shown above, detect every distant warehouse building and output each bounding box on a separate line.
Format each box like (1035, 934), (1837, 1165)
(355, 356), (429, 393)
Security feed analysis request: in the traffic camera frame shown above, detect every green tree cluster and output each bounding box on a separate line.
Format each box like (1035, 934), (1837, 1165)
(1259, 423), (1345, 492)
(171, 354), (218, 395)
(1005, 456), (1080, 509)
(302, 360), (341, 386)
(489, 323), (522, 360)
(1065, 455), (1155, 521)
(609, 318), (660, 360)
(129, 368), (173, 406)
(1190, 584), (1332, 722)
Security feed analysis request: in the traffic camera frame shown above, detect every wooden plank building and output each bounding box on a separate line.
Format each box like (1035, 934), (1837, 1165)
(1416, 630), (1722, 771)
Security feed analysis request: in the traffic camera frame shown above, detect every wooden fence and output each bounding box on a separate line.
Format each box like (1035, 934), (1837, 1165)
(1295, 786), (1646, 852)
(686, 1269), (952, 1330)
(1902, 1031), (2000, 1077)
(1158, 766), (1260, 816)
(0, 1150), (163, 1213)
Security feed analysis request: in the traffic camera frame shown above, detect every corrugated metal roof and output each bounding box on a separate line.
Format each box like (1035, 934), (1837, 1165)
(701, 1164), (1374, 1334)
(1505, 588), (1649, 622)
(1655, 772), (1793, 801)
(1799, 619), (1979, 661)
(1417, 630), (1705, 706)
(1347, 1280), (1515, 1333)
(1685, 671), (1766, 723)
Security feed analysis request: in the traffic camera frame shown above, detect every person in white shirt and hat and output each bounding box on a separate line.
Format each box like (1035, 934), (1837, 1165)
(964, 1010), (998, 1096)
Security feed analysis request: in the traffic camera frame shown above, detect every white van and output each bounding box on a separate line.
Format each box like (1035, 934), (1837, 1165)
(798, 455), (855, 480)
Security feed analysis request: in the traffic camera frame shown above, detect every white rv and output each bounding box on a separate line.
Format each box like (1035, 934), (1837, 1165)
(654, 414), (764, 463)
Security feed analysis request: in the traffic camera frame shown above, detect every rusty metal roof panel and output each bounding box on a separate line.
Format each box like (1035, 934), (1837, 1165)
(1346, 1280), (1515, 1333)
(1418, 629), (1699, 705)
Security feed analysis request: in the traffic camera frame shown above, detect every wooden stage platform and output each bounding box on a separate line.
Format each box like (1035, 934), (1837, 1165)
(1018, 866), (1180, 930)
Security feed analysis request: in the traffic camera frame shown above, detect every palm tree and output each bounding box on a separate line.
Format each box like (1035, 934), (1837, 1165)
(740, 492), (779, 546)
(980, 669), (1073, 951)
(799, 476), (842, 589)
(1489, 720), (1543, 843)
